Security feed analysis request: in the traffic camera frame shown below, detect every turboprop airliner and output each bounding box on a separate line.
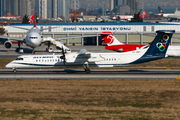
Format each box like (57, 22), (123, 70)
(6, 30), (175, 73)
(100, 31), (180, 57)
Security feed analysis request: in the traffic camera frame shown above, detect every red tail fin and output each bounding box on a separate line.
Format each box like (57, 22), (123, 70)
(30, 15), (34, 24)
(34, 4), (36, 27)
(100, 31), (123, 46)
(139, 10), (146, 18)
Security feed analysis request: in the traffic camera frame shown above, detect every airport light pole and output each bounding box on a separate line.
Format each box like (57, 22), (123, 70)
(102, 0), (104, 20)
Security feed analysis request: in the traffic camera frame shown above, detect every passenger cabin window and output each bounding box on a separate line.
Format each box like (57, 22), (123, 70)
(15, 58), (23, 60)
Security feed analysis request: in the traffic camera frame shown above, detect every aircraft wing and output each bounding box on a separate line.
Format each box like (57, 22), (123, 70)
(54, 35), (100, 40)
(40, 27), (57, 31)
(76, 49), (105, 62)
(0, 36), (24, 42)
(13, 26), (30, 31)
(77, 49), (91, 57)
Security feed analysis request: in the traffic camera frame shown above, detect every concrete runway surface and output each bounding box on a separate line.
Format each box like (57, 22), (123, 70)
(0, 69), (180, 79)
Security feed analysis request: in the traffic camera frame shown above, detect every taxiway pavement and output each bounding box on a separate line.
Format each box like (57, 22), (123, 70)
(0, 69), (180, 79)
(0, 45), (111, 58)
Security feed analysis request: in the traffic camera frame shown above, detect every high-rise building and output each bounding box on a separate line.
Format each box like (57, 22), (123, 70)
(57, 0), (69, 21)
(18, 0), (32, 16)
(0, 0), (5, 16)
(126, 0), (139, 14)
(52, 0), (57, 18)
(36, 0), (57, 19)
(35, 0), (42, 18)
(1, 0), (19, 16)
(110, 0), (114, 11)
(0, 0), (70, 19)
(112, 0), (139, 14)
(41, 0), (47, 19)
(70, 0), (79, 11)
(13, 0), (19, 15)
(47, 0), (52, 18)
(30, 0), (35, 15)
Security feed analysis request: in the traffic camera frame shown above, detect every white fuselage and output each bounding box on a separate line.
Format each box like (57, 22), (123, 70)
(167, 46), (180, 57)
(6, 47), (149, 69)
(25, 27), (42, 48)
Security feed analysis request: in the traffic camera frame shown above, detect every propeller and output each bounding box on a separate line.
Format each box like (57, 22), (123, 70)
(60, 47), (66, 67)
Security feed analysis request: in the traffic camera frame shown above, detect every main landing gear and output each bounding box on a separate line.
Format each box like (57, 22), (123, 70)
(46, 41), (51, 52)
(83, 63), (91, 74)
(16, 41), (24, 54)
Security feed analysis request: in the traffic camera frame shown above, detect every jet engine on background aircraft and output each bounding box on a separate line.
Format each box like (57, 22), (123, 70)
(4, 41), (12, 49)
(0, 39), (12, 49)
(167, 17), (172, 22)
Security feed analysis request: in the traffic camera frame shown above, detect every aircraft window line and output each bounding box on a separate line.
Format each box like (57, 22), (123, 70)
(105, 58), (117, 61)
(29, 37), (38, 39)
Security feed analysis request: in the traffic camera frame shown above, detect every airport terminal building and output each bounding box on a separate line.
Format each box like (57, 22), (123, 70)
(6, 22), (180, 46)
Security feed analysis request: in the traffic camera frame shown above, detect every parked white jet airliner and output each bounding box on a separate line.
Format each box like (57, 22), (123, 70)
(0, 5), (97, 54)
(6, 30), (175, 73)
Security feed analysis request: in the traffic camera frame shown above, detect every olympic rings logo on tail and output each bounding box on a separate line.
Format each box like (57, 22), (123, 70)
(156, 34), (169, 52)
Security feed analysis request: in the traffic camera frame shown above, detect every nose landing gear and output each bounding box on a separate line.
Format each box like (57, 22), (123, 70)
(13, 68), (17, 73)
(83, 63), (91, 74)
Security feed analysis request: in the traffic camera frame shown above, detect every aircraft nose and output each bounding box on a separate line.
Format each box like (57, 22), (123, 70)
(6, 63), (13, 68)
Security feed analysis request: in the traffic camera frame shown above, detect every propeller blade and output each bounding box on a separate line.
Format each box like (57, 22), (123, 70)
(61, 47), (66, 67)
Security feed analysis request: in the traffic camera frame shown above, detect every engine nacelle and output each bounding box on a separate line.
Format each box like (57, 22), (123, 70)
(117, 48), (123, 52)
(4, 41), (12, 49)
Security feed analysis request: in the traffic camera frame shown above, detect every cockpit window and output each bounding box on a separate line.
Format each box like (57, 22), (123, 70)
(15, 58), (23, 60)
(29, 37), (38, 39)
